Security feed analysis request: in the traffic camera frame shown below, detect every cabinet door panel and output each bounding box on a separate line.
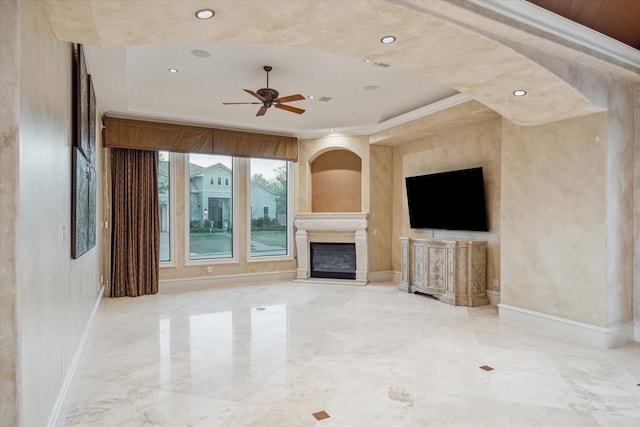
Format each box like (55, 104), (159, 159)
(427, 245), (446, 291)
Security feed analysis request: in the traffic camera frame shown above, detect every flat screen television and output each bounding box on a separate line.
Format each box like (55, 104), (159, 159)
(405, 167), (489, 232)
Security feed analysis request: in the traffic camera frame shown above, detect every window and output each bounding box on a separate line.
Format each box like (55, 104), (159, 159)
(225, 177), (229, 186)
(158, 151), (171, 262)
(188, 154), (233, 260)
(209, 176), (215, 186)
(250, 158), (289, 257)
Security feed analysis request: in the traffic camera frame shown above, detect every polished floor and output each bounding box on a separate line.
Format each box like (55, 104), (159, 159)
(63, 281), (640, 426)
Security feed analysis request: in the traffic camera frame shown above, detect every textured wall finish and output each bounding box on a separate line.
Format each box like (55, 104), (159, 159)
(17, 2), (102, 425)
(496, 43), (636, 330)
(297, 136), (371, 214)
(501, 113), (607, 326)
(368, 145), (394, 273)
(0, 1), (21, 425)
(311, 150), (362, 213)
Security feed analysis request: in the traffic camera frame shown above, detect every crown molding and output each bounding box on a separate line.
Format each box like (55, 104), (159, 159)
(297, 0), (638, 141)
(467, 0), (640, 70)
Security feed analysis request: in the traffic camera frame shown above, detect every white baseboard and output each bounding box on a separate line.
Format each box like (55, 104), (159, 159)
(498, 303), (635, 349)
(159, 270), (297, 293)
(486, 290), (500, 306)
(49, 285), (105, 427)
(367, 270), (394, 283)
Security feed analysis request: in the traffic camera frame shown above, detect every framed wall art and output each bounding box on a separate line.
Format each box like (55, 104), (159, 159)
(71, 44), (97, 259)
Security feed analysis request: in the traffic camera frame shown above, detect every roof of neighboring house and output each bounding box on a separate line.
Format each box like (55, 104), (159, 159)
(250, 181), (276, 196)
(190, 163), (204, 176)
(190, 162), (229, 177)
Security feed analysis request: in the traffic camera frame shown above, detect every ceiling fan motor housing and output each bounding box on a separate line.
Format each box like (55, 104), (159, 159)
(257, 88), (279, 104)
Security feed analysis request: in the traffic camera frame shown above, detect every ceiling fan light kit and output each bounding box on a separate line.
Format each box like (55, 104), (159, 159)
(223, 66), (306, 116)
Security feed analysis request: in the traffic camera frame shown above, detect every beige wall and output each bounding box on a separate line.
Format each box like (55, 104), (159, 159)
(0, 1), (104, 425)
(498, 43), (637, 329)
(295, 135), (371, 213)
(390, 117), (502, 291)
(0, 1), (20, 424)
(501, 113), (608, 325)
(311, 150), (362, 213)
(369, 145), (394, 274)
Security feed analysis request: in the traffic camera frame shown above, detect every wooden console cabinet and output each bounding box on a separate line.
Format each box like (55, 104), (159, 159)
(398, 238), (488, 306)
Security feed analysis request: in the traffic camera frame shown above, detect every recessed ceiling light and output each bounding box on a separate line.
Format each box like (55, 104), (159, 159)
(168, 68), (178, 73)
(329, 128), (336, 132)
(195, 8), (215, 19)
(380, 35), (396, 44)
(308, 95), (316, 99)
(191, 49), (210, 58)
(365, 85), (379, 91)
(513, 89), (527, 97)
(363, 58), (371, 63)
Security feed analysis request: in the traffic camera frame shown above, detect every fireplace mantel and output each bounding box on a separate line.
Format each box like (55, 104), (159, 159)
(294, 213), (368, 285)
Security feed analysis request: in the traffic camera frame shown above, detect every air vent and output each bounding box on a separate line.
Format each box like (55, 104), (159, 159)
(373, 62), (390, 67)
(317, 96), (332, 102)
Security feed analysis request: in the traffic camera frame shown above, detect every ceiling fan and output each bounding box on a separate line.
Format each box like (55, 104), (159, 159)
(223, 65), (305, 116)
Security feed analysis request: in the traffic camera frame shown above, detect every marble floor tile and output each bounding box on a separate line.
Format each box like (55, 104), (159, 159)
(62, 281), (640, 426)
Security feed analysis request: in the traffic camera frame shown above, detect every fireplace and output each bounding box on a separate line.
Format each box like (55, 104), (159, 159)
(310, 243), (356, 280)
(294, 213), (368, 285)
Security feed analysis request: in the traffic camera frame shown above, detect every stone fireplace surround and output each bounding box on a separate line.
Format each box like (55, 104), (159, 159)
(294, 213), (368, 285)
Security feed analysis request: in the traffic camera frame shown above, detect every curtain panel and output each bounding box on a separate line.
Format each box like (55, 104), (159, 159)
(110, 148), (159, 297)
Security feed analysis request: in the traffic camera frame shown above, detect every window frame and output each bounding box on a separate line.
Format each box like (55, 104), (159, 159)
(159, 151), (177, 268)
(185, 155), (239, 266)
(247, 159), (294, 262)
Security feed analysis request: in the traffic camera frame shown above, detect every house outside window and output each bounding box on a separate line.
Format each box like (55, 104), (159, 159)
(188, 154), (233, 260)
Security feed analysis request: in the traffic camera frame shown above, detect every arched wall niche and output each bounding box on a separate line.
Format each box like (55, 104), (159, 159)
(310, 149), (362, 213)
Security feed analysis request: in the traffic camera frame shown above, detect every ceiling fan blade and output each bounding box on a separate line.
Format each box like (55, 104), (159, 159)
(274, 94), (305, 103)
(275, 104), (305, 114)
(256, 106), (268, 116)
(244, 89), (267, 102)
(223, 102), (262, 105)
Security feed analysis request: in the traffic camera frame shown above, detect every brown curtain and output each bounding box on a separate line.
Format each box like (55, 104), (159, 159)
(110, 148), (159, 297)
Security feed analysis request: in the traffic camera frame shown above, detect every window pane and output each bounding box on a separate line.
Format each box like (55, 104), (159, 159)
(158, 151), (170, 262)
(189, 154), (233, 260)
(250, 159), (288, 257)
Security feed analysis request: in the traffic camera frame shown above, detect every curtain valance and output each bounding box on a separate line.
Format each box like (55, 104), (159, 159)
(103, 116), (298, 161)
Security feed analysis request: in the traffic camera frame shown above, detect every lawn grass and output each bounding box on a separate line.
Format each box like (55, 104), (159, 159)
(250, 230), (287, 247)
(189, 233), (231, 255)
(189, 231), (287, 257)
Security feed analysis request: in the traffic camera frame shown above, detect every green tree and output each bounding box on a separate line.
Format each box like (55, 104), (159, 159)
(251, 163), (288, 217)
